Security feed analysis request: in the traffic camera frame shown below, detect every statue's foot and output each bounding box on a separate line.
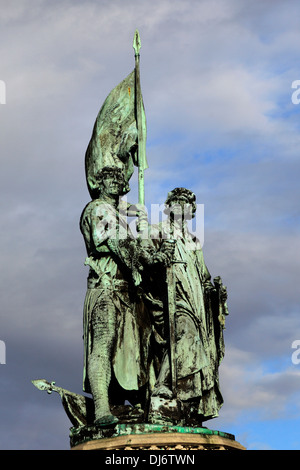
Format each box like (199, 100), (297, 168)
(94, 414), (119, 427)
(151, 384), (173, 399)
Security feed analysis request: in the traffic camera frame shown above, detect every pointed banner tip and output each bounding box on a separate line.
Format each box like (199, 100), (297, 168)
(32, 378), (54, 392)
(32, 379), (47, 390)
(133, 29), (141, 55)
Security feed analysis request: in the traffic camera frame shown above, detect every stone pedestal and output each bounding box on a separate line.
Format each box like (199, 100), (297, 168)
(70, 424), (246, 450)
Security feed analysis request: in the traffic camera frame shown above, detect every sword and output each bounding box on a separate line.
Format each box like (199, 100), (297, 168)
(163, 240), (187, 396)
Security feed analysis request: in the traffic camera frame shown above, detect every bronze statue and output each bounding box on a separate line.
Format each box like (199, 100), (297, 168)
(32, 31), (232, 449)
(143, 188), (228, 426)
(80, 166), (151, 425)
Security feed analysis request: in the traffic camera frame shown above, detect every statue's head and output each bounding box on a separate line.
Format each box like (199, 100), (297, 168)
(164, 187), (196, 219)
(95, 166), (129, 197)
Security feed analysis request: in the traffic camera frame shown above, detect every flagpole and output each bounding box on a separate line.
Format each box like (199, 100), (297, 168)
(133, 29), (146, 206)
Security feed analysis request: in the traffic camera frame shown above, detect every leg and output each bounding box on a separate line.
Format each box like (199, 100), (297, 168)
(151, 350), (173, 398)
(88, 295), (118, 425)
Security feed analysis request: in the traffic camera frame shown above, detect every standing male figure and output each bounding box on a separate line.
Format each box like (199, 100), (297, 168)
(80, 166), (151, 425)
(146, 188), (228, 425)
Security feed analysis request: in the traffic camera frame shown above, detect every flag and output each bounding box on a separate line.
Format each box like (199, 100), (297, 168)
(85, 68), (148, 199)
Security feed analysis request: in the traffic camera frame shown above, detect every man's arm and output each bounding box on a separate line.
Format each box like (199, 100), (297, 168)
(91, 203), (117, 253)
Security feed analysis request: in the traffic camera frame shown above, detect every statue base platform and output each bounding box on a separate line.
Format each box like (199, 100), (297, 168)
(70, 423), (246, 450)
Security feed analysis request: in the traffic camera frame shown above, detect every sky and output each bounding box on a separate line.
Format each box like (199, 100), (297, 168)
(1, 0), (300, 450)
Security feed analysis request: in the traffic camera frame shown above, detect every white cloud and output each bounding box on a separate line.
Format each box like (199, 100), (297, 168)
(218, 345), (300, 426)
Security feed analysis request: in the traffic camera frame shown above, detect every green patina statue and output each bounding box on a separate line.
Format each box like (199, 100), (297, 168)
(80, 166), (150, 426)
(143, 188), (227, 426)
(32, 30), (229, 444)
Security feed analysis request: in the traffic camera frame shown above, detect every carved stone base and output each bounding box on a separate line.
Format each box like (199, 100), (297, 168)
(70, 424), (246, 450)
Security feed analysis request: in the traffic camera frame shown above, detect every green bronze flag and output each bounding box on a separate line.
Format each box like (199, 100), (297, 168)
(85, 30), (148, 200)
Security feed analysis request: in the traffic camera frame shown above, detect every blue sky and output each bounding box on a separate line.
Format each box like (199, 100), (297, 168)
(1, 0), (300, 450)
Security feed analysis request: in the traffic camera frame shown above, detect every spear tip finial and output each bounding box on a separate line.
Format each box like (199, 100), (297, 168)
(133, 29), (141, 56)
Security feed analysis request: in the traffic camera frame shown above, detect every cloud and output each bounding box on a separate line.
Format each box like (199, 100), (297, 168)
(1, 0), (300, 449)
(217, 345), (300, 426)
